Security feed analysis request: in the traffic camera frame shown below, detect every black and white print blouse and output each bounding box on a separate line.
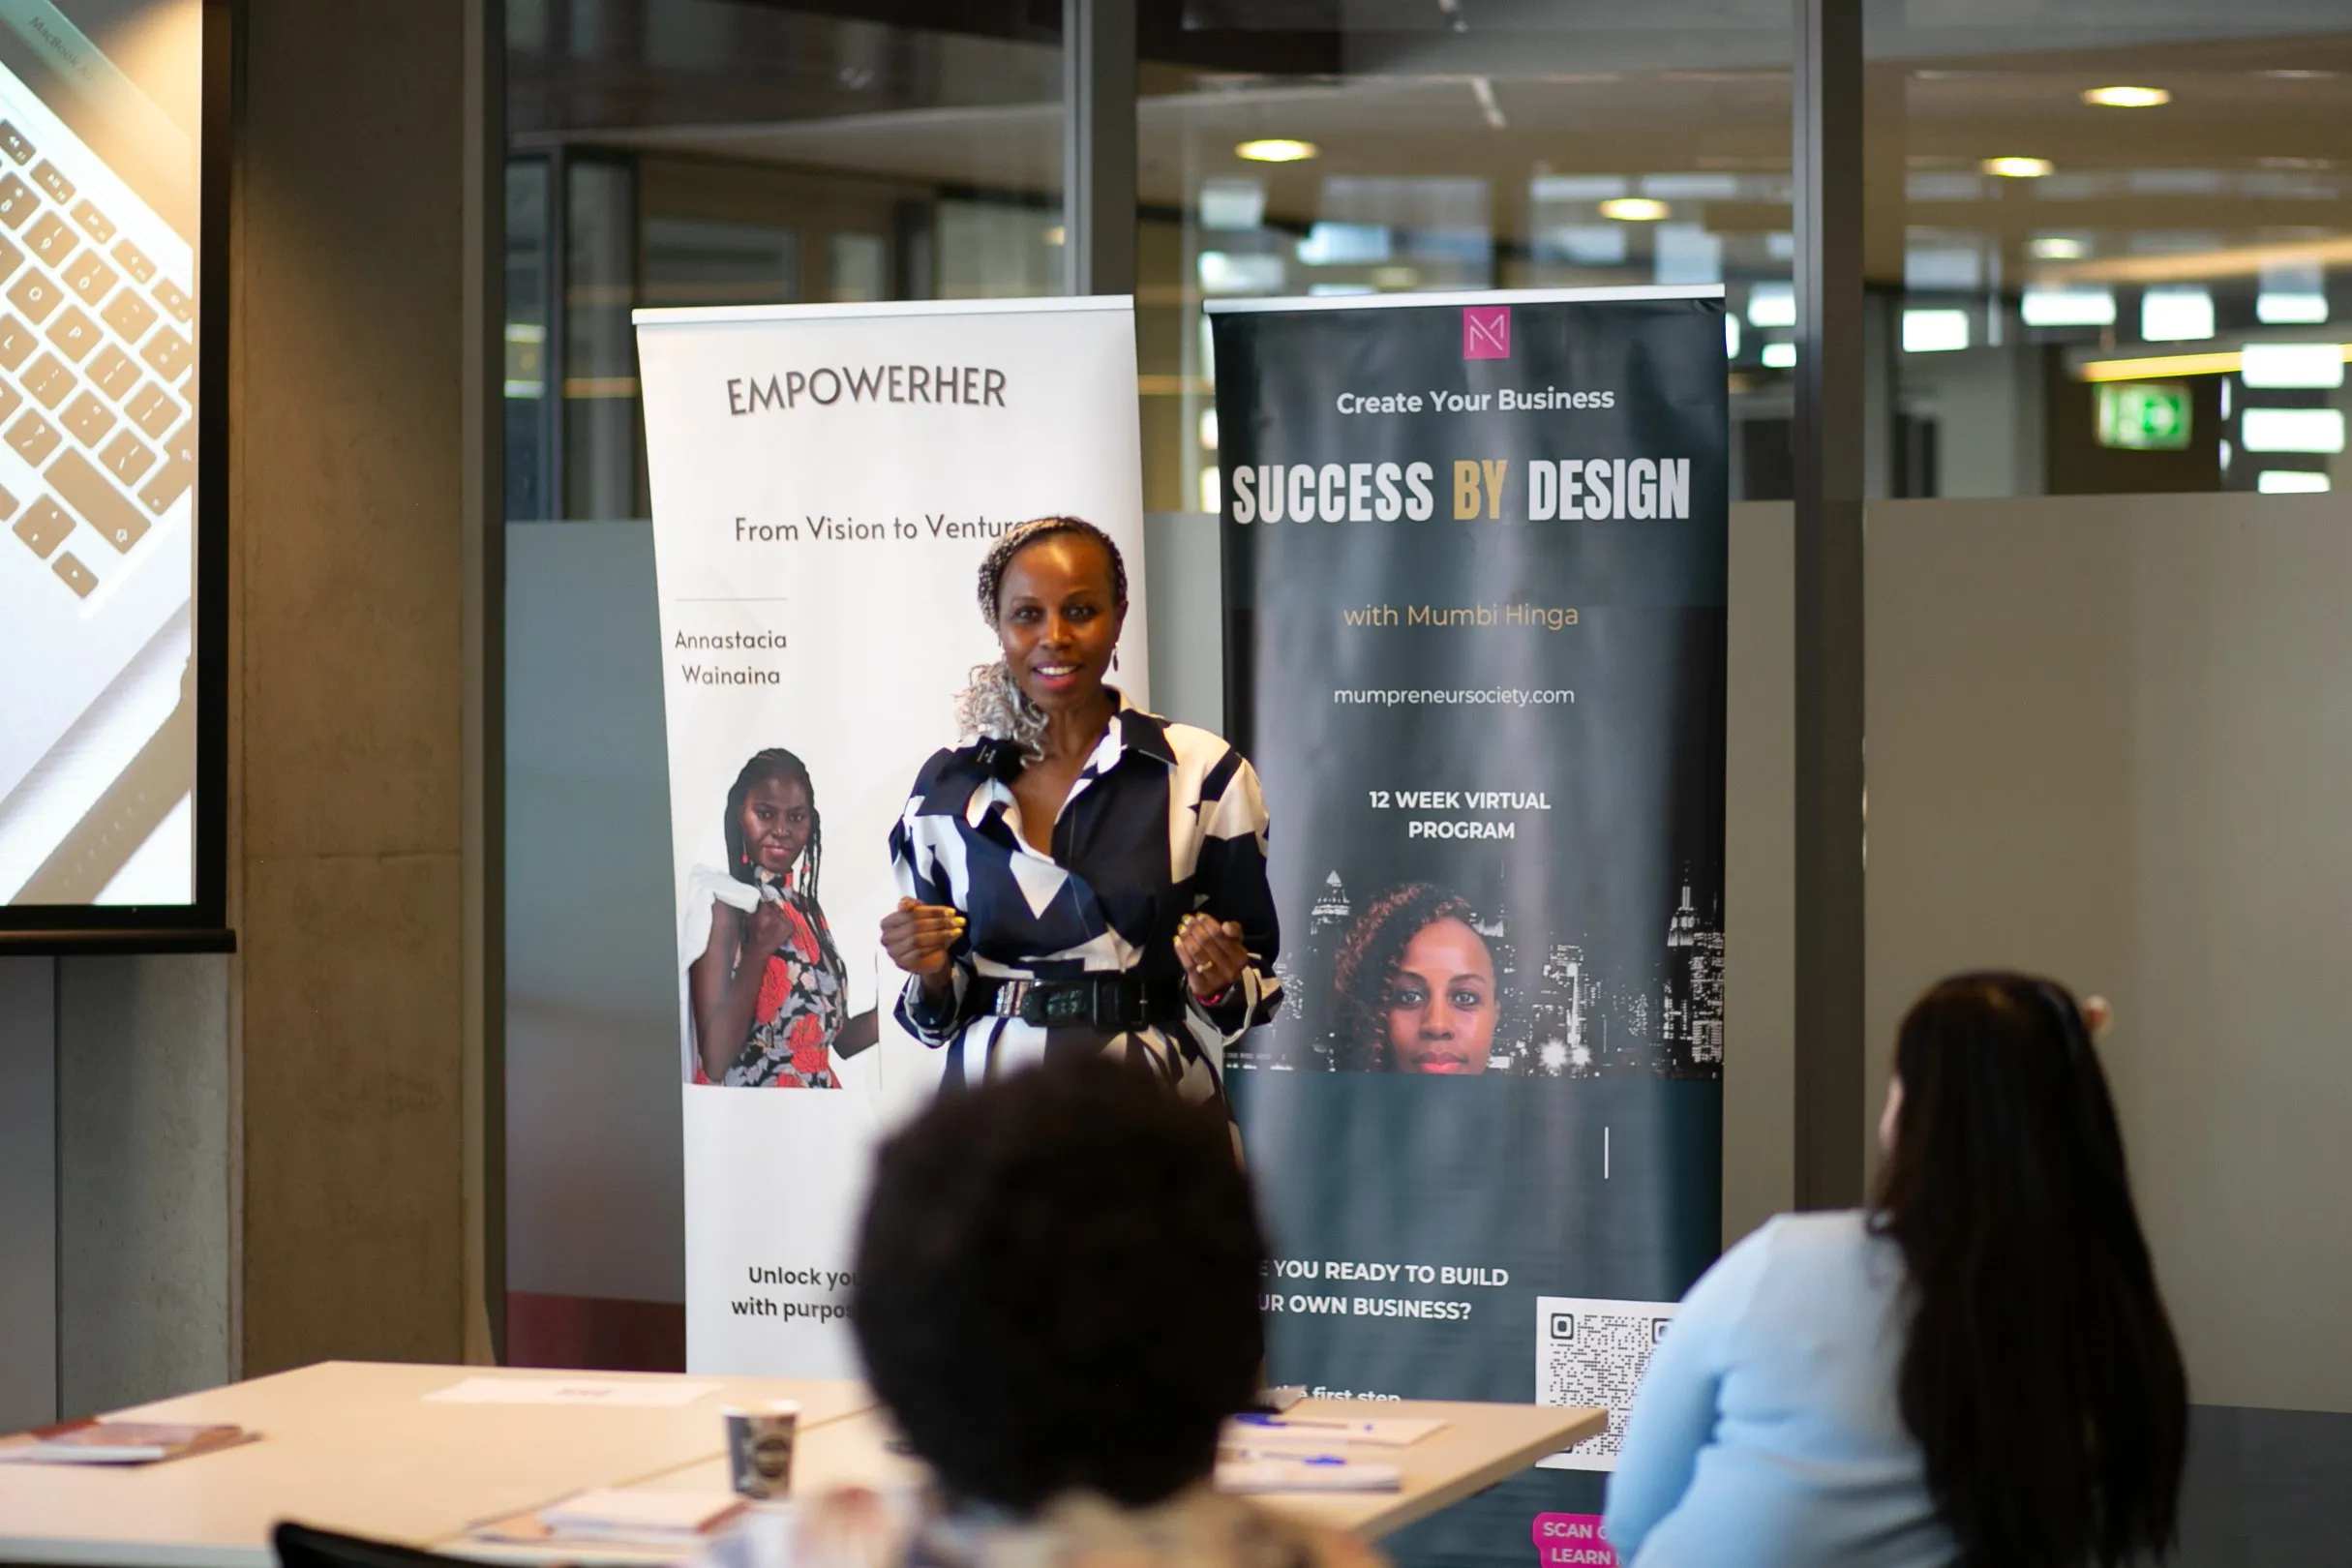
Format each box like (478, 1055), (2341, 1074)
(888, 694), (1282, 1102)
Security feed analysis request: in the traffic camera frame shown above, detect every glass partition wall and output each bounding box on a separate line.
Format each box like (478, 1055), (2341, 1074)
(1134, 8), (1795, 508)
(1870, 6), (2352, 497)
(503, 0), (1064, 524)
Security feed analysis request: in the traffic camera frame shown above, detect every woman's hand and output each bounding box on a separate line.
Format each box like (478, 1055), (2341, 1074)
(745, 894), (798, 959)
(883, 897), (966, 994)
(1176, 913), (1250, 1002)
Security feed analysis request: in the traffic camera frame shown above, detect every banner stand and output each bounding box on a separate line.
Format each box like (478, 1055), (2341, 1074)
(1210, 286), (1729, 1565)
(636, 296), (1148, 1375)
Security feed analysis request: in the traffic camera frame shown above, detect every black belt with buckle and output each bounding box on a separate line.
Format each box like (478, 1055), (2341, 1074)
(974, 974), (1187, 1030)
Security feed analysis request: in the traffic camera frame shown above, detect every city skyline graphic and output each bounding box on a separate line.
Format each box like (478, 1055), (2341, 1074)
(1233, 865), (1725, 1080)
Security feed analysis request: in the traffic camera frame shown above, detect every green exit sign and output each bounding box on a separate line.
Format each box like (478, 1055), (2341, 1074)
(2096, 382), (2192, 450)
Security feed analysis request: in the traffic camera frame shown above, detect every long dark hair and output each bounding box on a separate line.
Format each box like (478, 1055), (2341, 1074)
(1329, 882), (1478, 1070)
(1873, 973), (2186, 1568)
(721, 748), (846, 982)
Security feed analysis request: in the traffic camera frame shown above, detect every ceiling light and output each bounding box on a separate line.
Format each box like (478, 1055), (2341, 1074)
(1599, 197), (1671, 222)
(1236, 138), (1317, 164)
(2256, 470), (2331, 494)
(2021, 284), (2117, 327)
(2140, 285), (2215, 343)
(1197, 178), (1266, 232)
(1902, 308), (1971, 353)
(2242, 407), (2346, 454)
(1746, 282), (1795, 328)
(2240, 343), (2346, 389)
(1761, 341), (1795, 369)
(2029, 235), (2088, 260)
(2078, 349), (2244, 382)
(2257, 291), (2331, 324)
(1197, 252), (1284, 294)
(1982, 157), (2054, 179)
(2083, 85), (2169, 108)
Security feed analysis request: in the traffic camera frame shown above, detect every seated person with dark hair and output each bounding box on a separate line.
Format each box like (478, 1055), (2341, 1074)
(711, 1061), (1381, 1568)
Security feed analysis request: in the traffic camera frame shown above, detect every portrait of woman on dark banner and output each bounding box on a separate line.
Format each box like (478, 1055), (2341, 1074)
(687, 747), (877, 1087)
(1332, 882), (1502, 1074)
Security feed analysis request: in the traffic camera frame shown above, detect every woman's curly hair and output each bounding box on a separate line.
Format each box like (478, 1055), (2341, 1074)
(1330, 882), (1478, 1071)
(854, 1062), (1264, 1510)
(953, 516), (1129, 765)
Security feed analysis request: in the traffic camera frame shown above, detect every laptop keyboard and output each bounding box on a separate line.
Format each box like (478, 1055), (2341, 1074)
(0, 118), (193, 605)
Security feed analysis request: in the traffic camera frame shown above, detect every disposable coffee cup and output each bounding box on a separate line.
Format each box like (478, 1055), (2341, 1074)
(724, 1400), (800, 1500)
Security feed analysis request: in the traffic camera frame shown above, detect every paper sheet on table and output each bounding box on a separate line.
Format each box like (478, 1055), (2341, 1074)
(425, 1377), (726, 1407)
(1217, 1458), (1402, 1493)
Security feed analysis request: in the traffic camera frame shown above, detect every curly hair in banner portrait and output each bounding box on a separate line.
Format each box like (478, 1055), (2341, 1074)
(1331, 882), (1504, 1075)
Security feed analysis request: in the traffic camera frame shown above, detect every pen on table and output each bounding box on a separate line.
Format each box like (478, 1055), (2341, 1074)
(1233, 1413), (1374, 1433)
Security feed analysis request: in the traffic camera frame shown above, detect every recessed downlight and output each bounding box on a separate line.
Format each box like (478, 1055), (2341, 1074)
(1236, 138), (1317, 164)
(2083, 85), (2169, 107)
(1982, 156), (2054, 178)
(1599, 196), (1671, 222)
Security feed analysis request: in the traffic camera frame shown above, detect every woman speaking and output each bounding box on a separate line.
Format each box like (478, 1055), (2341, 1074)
(881, 517), (1282, 1101)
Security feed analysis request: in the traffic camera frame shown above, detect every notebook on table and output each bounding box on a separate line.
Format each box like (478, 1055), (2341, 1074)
(462, 1489), (752, 1564)
(0, 1418), (254, 1465)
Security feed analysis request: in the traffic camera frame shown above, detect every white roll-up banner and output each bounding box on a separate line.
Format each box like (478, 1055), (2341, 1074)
(634, 296), (1148, 1374)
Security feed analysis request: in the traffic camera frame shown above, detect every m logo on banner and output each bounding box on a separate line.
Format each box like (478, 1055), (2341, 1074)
(1462, 306), (1511, 360)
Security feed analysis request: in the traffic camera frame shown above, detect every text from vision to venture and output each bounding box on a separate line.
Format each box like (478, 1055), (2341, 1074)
(727, 512), (1027, 544)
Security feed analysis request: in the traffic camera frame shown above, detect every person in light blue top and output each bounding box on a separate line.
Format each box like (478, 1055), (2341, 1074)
(1605, 973), (2188, 1568)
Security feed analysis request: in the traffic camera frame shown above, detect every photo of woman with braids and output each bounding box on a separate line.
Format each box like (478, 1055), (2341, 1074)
(882, 515), (1283, 1101)
(1332, 883), (1501, 1074)
(686, 748), (878, 1087)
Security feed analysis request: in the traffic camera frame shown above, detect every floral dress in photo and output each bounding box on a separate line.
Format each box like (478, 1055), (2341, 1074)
(720, 883), (846, 1089)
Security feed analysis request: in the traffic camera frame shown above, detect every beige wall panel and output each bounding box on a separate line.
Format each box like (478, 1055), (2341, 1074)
(240, 851), (466, 1372)
(233, 0), (469, 1373)
(234, 1), (467, 865)
(1866, 493), (2352, 1413)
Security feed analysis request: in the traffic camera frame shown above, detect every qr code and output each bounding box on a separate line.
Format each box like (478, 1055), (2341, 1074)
(1532, 1295), (1677, 1471)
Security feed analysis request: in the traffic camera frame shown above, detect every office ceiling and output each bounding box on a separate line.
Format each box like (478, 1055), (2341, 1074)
(510, 0), (2352, 289)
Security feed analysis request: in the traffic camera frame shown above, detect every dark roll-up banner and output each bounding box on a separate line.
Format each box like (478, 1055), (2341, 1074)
(1211, 287), (1727, 1568)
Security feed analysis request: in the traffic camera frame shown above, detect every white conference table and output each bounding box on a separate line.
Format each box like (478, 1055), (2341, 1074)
(0, 1362), (1606, 1566)
(0, 1362), (876, 1568)
(609, 1400), (1608, 1545)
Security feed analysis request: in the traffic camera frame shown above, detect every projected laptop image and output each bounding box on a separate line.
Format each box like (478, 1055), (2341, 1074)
(0, 1), (199, 906)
